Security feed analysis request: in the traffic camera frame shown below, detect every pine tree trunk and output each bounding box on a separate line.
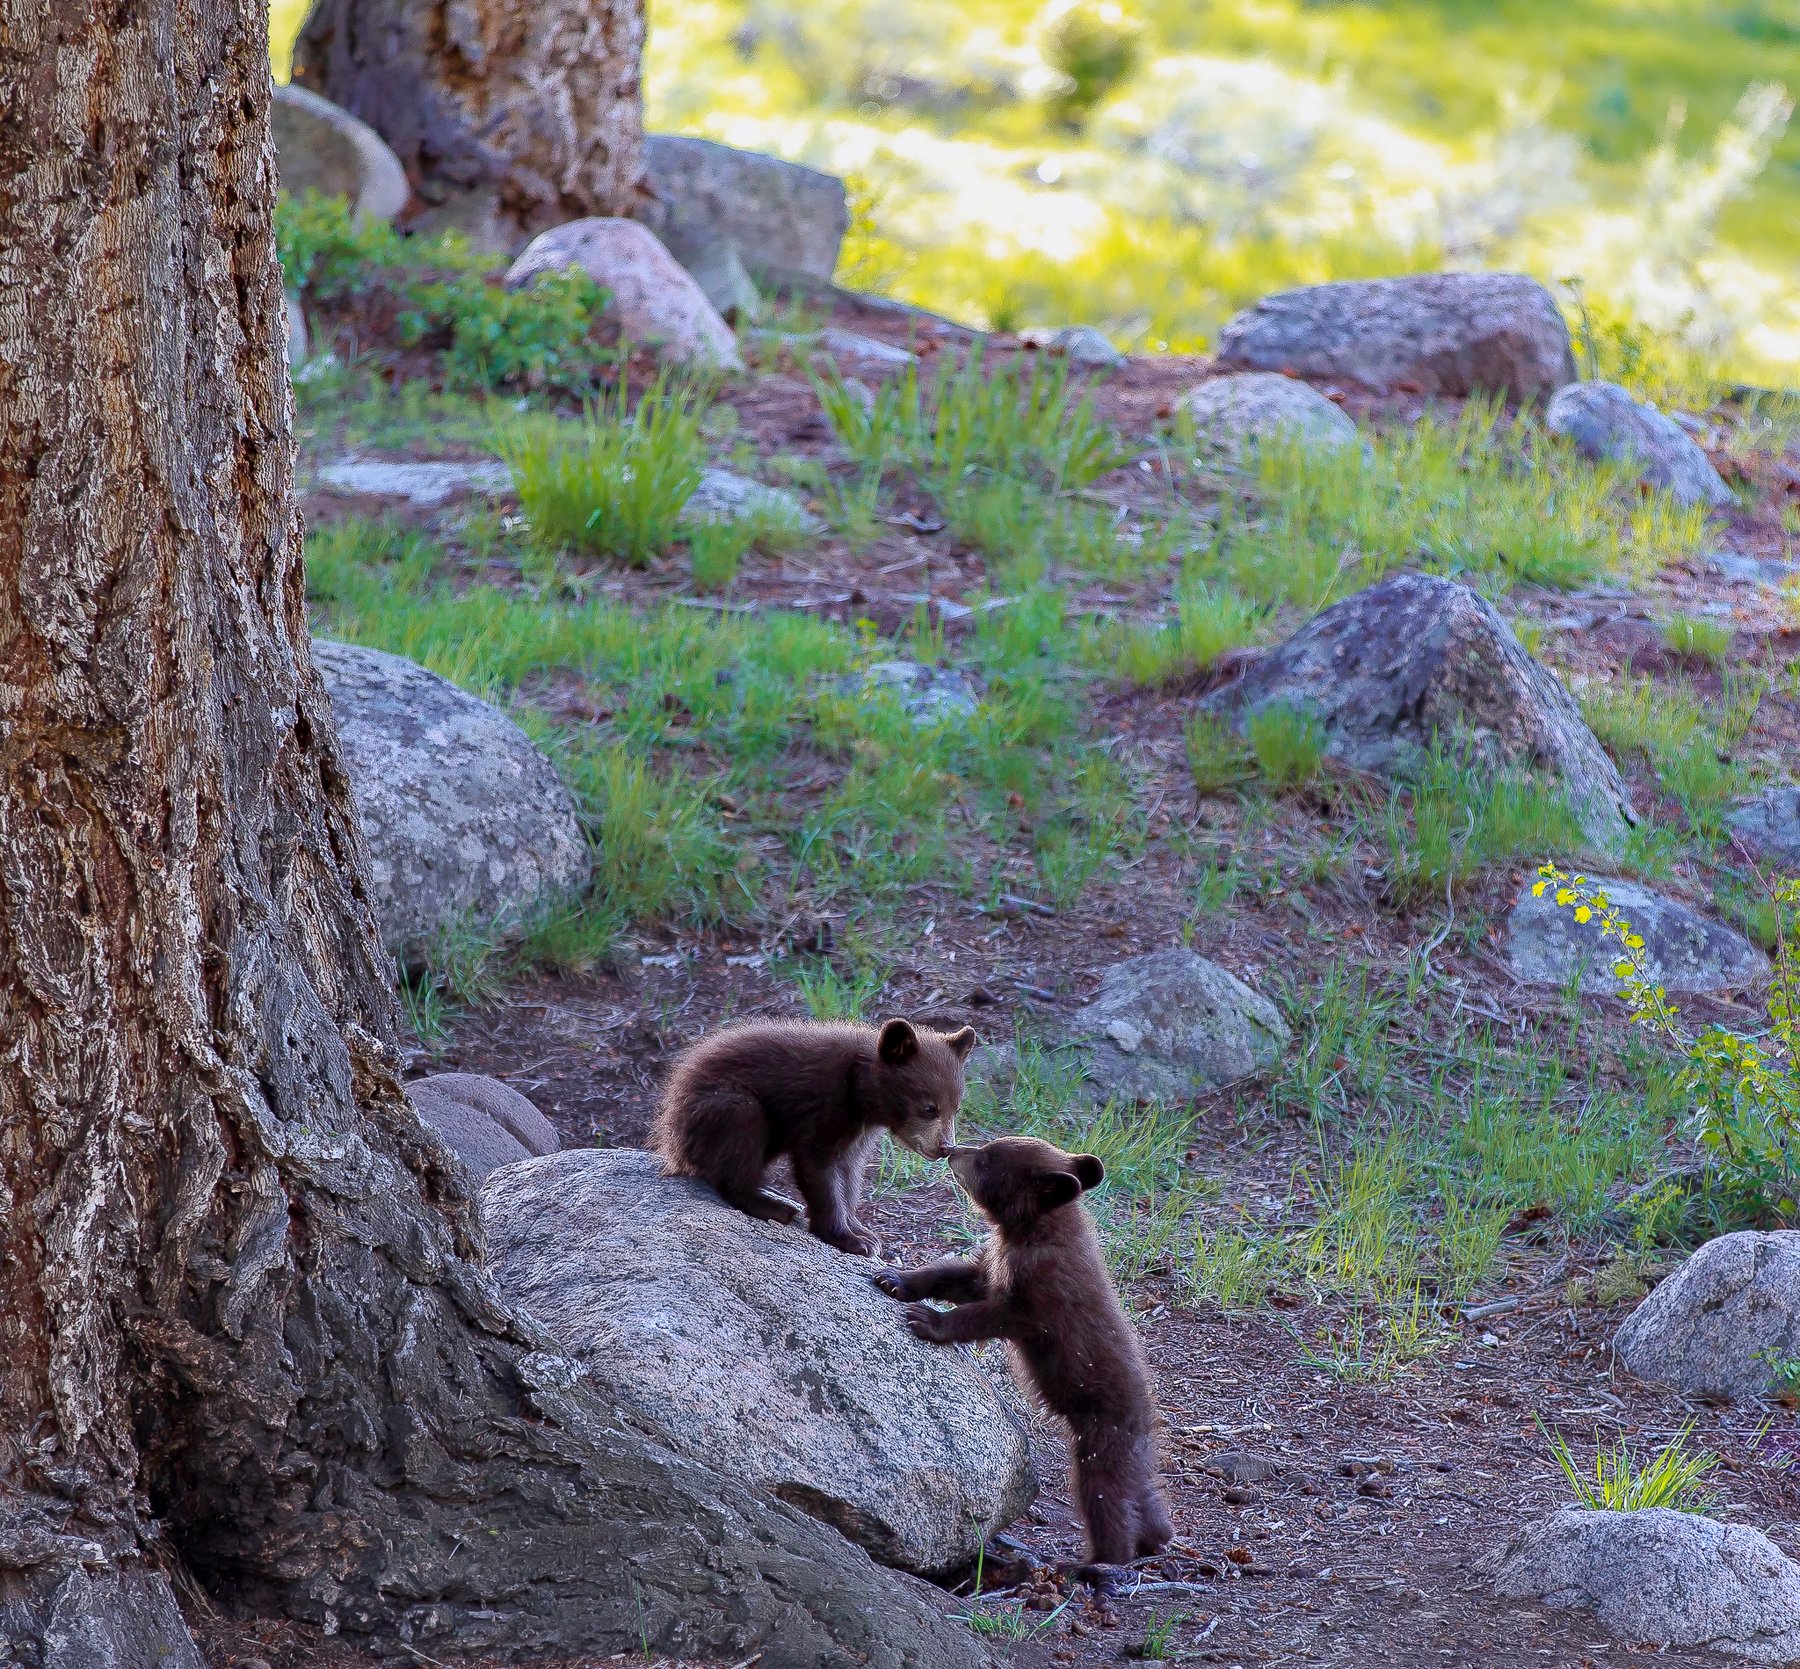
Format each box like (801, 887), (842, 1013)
(292, 0), (646, 243)
(0, 5), (974, 1663)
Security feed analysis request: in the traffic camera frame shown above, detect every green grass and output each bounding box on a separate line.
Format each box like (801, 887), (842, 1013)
(1245, 701), (1326, 789)
(1661, 612), (1736, 666)
(688, 520), (755, 591)
(1184, 711), (1254, 796)
(1540, 1419), (1720, 1514)
(498, 376), (710, 566)
(1094, 578), (1265, 687)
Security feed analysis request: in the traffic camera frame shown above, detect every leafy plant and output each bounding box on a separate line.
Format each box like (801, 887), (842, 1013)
(1539, 1417), (1720, 1513)
(1755, 1346), (1800, 1403)
(275, 189), (404, 301)
(399, 269), (608, 392)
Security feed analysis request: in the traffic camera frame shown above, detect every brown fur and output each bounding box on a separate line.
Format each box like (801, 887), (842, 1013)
(651, 1017), (976, 1255)
(874, 1135), (1173, 1568)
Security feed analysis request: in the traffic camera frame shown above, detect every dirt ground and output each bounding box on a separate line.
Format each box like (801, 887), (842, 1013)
(192, 302), (1800, 1668)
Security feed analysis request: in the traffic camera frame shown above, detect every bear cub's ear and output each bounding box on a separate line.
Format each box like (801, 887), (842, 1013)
(1072, 1154), (1105, 1192)
(877, 1017), (920, 1065)
(942, 1025), (977, 1062)
(1039, 1171), (1083, 1210)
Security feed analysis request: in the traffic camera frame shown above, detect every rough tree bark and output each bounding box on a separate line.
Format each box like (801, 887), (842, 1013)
(0, 4), (975, 1665)
(292, 0), (646, 244)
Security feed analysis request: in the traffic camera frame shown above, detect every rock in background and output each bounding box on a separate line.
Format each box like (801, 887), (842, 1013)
(271, 83), (410, 223)
(313, 640), (592, 966)
(1614, 1231), (1800, 1401)
(1183, 372), (1361, 463)
(1483, 1508), (1800, 1662)
(482, 1148), (1037, 1578)
(408, 1073), (560, 1180)
(1729, 787), (1800, 868)
(1546, 381), (1733, 508)
(1204, 572), (1634, 842)
(1214, 272), (1575, 403)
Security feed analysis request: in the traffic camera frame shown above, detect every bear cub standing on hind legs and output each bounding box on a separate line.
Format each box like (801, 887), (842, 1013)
(651, 1018), (976, 1256)
(875, 1135), (1173, 1575)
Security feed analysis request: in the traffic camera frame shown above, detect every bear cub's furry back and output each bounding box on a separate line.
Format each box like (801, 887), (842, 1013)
(876, 1135), (1172, 1570)
(652, 1017), (975, 1256)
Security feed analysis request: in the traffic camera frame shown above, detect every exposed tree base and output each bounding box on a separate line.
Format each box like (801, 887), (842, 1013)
(0, 1555), (205, 1669)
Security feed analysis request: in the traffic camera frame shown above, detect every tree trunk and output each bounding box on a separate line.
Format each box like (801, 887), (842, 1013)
(0, 5), (975, 1665)
(292, 0), (646, 246)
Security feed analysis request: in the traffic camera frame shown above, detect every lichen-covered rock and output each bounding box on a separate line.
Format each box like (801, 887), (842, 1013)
(643, 134), (849, 283)
(316, 457), (511, 507)
(1204, 572), (1633, 842)
(505, 218), (744, 372)
(313, 640), (592, 965)
(482, 1148), (1036, 1578)
(1729, 786), (1800, 867)
(1213, 272), (1575, 402)
(1614, 1231), (1800, 1401)
(1546, 381), (1733, 508)
(271, 83), (409, 223)
(1506, 877), (1767, 996)
(1483, 1508), (1800, 1662)
(682, 468), (824, 535)
(1183, 372), (1360, 462)
(408, 1073), (560, 1180)
(851, 660), (980, 726)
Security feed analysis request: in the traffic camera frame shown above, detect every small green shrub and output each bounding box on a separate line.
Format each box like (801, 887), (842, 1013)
(500, 376), (709, 565)
(400, 269), (608, 392)
(1661, 612), (1735, 665)
(1539, 1417), (1719, 1513)
(1246, 701), (1326, 788)
(276, 190), (404, 301)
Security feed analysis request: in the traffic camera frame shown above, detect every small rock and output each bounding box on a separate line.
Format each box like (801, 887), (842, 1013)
(285, 291), (308, 368)
(643, 134), (849, 283)
(407, 1072), (559, 1180)
(482, 1148), (1036, 1577)
(1505, 876), (1767, 996)
(1615, 1231), (1800, 1401)
(1204, 1451), (1284, 1487)
(505, 219), (744, 372)
(1183, 372), (1362, 463)
(1222, 1486), (1260, 1505)
(1546, 381), (1732, 508)
(271, 83), (409, 224)
(682, 467), (824, 535)
(679, 238), (765, 324)
(1021, 325), (1125, 369)
(1728, 786), (1800, 867)
(1203, 572), (1634, 843)
(1483, 1508), (1800, 1661)
(316, 457), (510, 508)
(313, 640), (591, 965)
(820, 328), (919, 378)
(853, 660), (980, 726)
(1214, 271), (1575, 402)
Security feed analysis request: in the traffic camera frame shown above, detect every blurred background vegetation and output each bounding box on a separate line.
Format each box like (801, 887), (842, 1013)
(270, 0), (1800, 382)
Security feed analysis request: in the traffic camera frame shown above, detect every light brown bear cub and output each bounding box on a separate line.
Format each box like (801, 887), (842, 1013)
(875, 1135), (1173, 1571)
(652, 1018), (975, 1256)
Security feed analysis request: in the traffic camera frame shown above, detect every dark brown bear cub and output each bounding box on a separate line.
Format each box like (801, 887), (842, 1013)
(652, 1018), (975, 1256)
(875, 1135), (1172, 1570)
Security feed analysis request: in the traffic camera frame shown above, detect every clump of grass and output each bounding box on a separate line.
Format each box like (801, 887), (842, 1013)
(1094, 579), (1264, 687)
(785, 955), (888, 1020)
(1185, 712), (1252, 796)
(688, 520), (754, 591)
(1539, 1418), (1720, 1514)
(499, 375), (708, 565)
(1661, 613), (1735, 665)
(1246, 701), (1326, 788)
(1187, 1225), (1292, 1311)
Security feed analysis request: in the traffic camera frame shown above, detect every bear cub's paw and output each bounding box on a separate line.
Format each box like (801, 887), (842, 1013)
(871, 1268), (914, 1300)
(903, 1301), (951, 1342)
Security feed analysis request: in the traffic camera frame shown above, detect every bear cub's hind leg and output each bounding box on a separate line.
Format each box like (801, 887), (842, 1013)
(676, 1089), (799, 1224)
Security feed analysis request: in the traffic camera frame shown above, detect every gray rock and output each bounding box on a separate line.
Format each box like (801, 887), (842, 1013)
(1547, 381), (1733, 508)
(1483, 1508), (1800, 1661)
(312, 640), (592, 965)
(285, 291), (308, 368)
(681, 239), (765, 323)
(854, 660), (980, 726)
(1214, 272), (1575, 402)
(820, 328), (919, 378)
(408, 1073), (560, 1181)
(1204, 572), (1633, 842)
(482, 1148), (1036, 1577)
(1615, 1231), (1800, 1401)
(682, 468), (824, 536)
(643, 134), (849, 283)
(271, 82), (409, 223)
(316, 457), (511, 508)
(505, 219), (744, 373)
(1183, 372), (1361, 462)
(1021, 325), (1125, 369)
(1730, 787), (1800, 866)
(984, 951), (1288, 1106)
(1506, 877), (1767, 995)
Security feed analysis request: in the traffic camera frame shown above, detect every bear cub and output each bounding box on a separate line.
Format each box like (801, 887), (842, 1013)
(652, 1017), (976, 1256)
(875, 1135), (1173, 1571)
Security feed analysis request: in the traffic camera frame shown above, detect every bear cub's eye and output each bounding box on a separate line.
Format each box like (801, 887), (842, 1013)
(922, 1102), (939, 1119)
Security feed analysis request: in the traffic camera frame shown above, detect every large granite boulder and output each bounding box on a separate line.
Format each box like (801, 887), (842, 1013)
(1729, 787), (1800, 868)
(1183, 372), (1361, 463)
(408, 1073), (560, 1180)
(1506, 877), (1767, 996)
(1204, 573), (1633, 842)
(1614, 1231), (1800, 1401)
(1546, 381), (1733, 508)
(643, 134), (849, 284)
(505, 219), (744, 372)
(1484, 1508), (1800, 1662)
(1213, 272), (1575, 403)
(312, 640), (592, 965)
(271, 82), (409, 223)
(482, 1148), (1036, 1578)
